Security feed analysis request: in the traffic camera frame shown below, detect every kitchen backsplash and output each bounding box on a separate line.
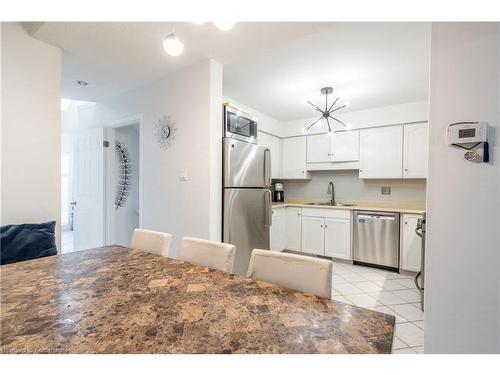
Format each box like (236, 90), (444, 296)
(278, 170), (426, 203)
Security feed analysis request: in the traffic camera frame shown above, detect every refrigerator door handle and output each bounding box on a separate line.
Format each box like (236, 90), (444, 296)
(264, 148), (271, 187)
(264, 189), (272, 227)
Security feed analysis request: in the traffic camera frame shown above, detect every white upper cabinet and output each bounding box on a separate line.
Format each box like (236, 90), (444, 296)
(403, 123), (428, 178)
(285, 207), (302, 251)
(306, 133), (331, 163)
(282, 136), (309, 179)
(359, 125), (404, 179)
(400, 214), (422, 272)
(258, 131), (282, 179)
(330, 130), (360, 162)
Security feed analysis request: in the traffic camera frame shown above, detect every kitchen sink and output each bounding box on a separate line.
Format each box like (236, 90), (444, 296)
(307, 202), (356, 207)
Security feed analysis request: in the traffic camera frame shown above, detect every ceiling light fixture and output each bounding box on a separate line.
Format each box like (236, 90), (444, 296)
(214, 21), (235, 31)
(163, 32), (184, 57)
(305, 87), (349, 134)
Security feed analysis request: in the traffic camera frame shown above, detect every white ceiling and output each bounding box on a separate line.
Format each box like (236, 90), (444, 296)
(30, 22), (430, 122)
(29, 22), (331, 102)
(224, 23), (431, 121)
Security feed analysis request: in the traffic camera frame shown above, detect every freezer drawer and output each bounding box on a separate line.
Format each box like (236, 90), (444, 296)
(223, 188), (271, 275)
(223, 138), (271, 188)
(353, 211), (400, 270)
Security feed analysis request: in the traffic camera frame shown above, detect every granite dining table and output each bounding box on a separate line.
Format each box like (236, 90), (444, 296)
(0, 246), (395, 354)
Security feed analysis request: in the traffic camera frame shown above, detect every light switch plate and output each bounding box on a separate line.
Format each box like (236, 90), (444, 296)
(381, 186), (391, 195)
(179, 168), (188, 181)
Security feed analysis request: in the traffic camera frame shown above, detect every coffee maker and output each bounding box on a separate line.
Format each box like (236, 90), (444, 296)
(273, 183), (284, 202)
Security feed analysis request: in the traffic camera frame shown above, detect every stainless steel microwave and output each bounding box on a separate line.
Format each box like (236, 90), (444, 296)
(224, 105), (258, 144)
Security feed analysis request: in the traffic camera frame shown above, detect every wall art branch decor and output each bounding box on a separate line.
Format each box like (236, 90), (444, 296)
(155, 114), (177, 149)
(115, 141), (131, 209)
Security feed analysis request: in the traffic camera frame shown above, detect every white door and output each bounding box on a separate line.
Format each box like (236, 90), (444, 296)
(259, 131), (282, 179)
(324, 218), (351, 260)
(359, 125), (403, 178)
(400, 214), (422, 272)
(331, 130), (359, 162)
(301, 216), (324, 255)
(403, 123), (428, 178)
(282, 136), (309, 179)
(73, 127), (105, 251)
(270, 208), (285, 251)
(306, 133), (331, 163)
(285, 207), (302, 251)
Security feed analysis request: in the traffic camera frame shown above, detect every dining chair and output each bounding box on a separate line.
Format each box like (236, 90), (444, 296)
(247, 249), (333, 299)
(130, 228), (172, 257)
(177, 237), (236, 273)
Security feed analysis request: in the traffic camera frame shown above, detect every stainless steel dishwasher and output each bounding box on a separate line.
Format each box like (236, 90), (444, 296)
(353, 211), (400, 271)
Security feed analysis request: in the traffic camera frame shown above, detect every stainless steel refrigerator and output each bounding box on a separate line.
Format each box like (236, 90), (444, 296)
(222, 137), (272, 275)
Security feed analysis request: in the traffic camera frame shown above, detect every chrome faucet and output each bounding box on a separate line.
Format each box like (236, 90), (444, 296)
(327, 181), (335, 206)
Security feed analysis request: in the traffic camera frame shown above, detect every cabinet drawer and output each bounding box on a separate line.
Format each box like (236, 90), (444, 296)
(301, 207), (351, 220)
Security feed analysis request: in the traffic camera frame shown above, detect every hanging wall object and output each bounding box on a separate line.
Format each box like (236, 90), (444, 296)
(115, 141), (131, 209)
(155, 114), (177, 149)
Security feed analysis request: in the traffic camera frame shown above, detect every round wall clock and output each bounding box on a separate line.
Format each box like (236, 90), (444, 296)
(155, 114), (177, 149)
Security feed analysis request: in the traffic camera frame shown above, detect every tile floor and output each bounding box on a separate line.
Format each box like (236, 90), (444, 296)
(330, 261), (424, 354)
(61, 229), (74, 253)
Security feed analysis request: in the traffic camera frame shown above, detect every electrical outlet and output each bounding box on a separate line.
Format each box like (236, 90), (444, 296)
(381, 186), (391, 195)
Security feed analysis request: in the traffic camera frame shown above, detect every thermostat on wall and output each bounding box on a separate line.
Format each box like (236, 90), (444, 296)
(447, 121), (488, 145)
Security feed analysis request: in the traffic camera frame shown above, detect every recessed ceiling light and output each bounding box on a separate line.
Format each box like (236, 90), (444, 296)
(214, 21), (235, 31)
(163, 32), (184, 57)
(77, 80), (88, 86)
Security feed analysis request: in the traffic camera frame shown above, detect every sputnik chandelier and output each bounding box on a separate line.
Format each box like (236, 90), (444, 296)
(306, 87), (350, 133)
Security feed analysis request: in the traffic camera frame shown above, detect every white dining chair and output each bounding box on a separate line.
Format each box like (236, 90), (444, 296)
(247, 249), (333, 299)
(130, 228), (172, 257)
(177, 237), (236, 273)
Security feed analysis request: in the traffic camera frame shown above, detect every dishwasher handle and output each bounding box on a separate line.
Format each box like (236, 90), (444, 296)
(357, 214), (396, 221)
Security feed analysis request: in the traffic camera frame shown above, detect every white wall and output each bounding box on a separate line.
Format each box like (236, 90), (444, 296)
(113, 124), (139, 246)
(78, 59), (223, 257)
(280, 101), (428, 137)
(425, 23), (500, 353)
(1, 22), (62, 249)
(282, 170), (426, 203)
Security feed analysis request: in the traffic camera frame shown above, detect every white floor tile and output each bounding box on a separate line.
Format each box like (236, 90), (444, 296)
(390, 304), (424, 322)
(356, 272), (389, 281)
(412, 346), (424, 354)
(394, 322), (424, 347)
(339, 273), (368, 282)
(345, 293), (383, 308)
(392, 337), (409, 350)
(413, 321), (425, 330)
(372, 279), (408, 291)
(332, 295), (352, 304)
(332, 275), (347, 284)
(331, 288), (342, 296)
(393, 347), (416, 354)
(333, 283), (364, 295)
(368, 291), (407, 306)
(333, 267), (356, 275)
(394, 278), (418, 289)
(391, 289), (422, 303)
(367, 305), (408, 323)
(352, 281), (385, 293)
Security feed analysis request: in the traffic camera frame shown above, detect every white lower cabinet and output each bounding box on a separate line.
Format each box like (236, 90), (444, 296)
(270, 208), (285, 251)
(324, 218), (351, 260)
(400, 214), (422, 272)
(285, 207), (302, 251)
(301, 216), (325, 255)
(300, 208), (352, 259)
